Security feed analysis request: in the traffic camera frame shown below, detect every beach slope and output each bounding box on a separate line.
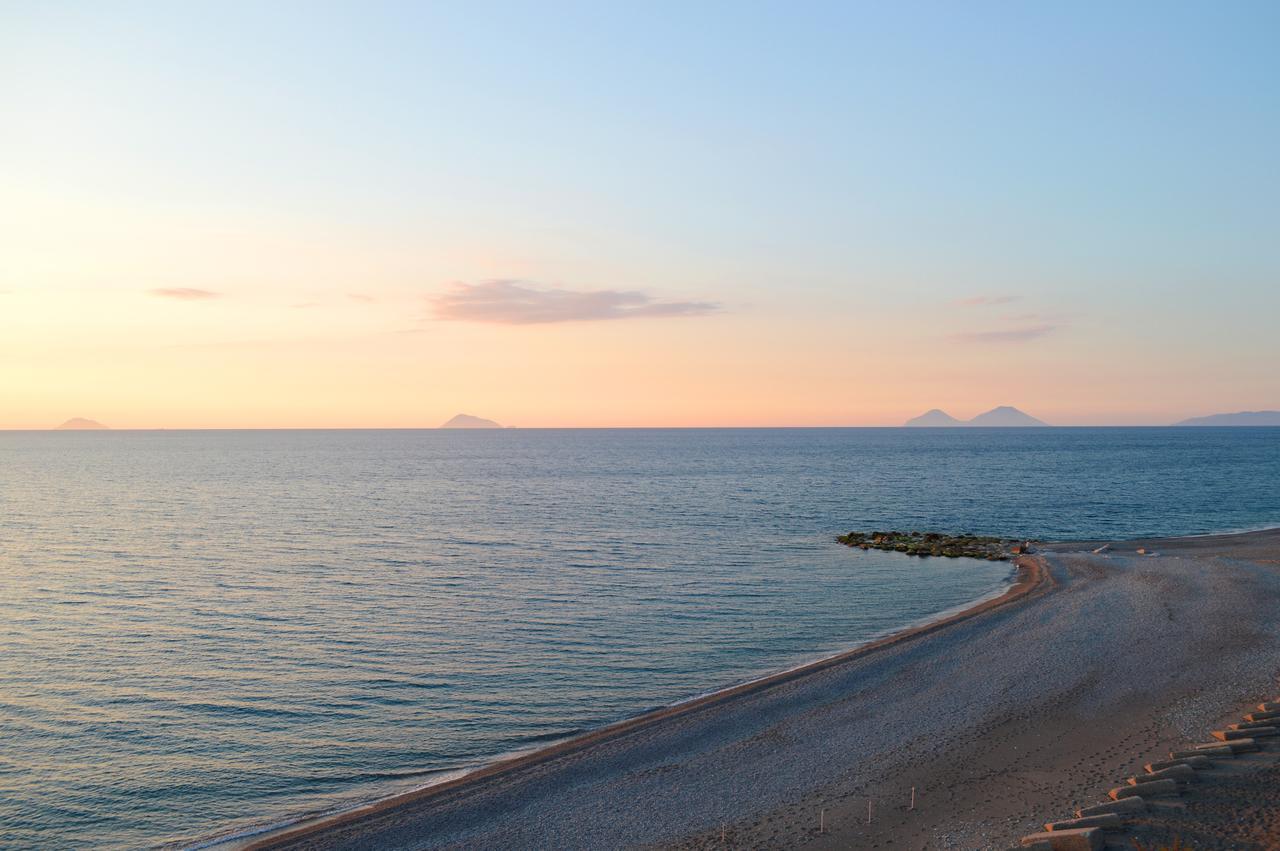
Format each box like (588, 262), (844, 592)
(246, 529), (1280, 850)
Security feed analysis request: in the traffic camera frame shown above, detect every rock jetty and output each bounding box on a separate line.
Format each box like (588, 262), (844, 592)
(836, 530), (1030, 561)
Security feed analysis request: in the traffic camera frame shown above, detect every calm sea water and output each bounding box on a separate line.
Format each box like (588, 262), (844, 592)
(2, 427), (1278, 849)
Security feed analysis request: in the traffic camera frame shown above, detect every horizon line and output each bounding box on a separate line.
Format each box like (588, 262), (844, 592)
(6, 424), (1273, 432)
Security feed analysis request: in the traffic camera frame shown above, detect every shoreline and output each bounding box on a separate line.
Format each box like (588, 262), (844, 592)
(238, 527), (1280, 849)
(237, 556), (1045, 850)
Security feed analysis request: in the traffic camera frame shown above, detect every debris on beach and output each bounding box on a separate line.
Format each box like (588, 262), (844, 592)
(836, 530), (1029, 561)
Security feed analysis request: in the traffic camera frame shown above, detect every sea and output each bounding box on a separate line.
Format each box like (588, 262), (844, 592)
(2, 427), (1277, 849)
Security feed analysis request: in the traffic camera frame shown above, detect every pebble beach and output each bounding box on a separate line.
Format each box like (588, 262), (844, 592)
(245, 528), (1280, 850)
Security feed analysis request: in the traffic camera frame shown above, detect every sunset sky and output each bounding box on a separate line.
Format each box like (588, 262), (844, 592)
(3, 2), (1278, 428)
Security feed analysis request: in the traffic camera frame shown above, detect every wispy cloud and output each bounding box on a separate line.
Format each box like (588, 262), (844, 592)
(347, 293), (376, 303)
(292, 302), (319, 309)
(149, 287), (220, 300)
(430, 280), (720, 325)
(956, 295), (1019, 307)
(953, 324), (1057, 343)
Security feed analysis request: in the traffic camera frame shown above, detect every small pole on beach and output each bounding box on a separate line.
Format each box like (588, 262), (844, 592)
(867, 798), (873, 824)
(820, 808), (825, 834)
(720, 823), (726, 844)
(910, 786), (916, 811)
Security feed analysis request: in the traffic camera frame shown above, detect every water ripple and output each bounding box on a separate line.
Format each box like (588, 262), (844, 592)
(1, 427), (1277, 849)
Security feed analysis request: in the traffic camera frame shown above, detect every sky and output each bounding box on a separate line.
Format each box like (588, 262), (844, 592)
(2, 1), (1278, 428)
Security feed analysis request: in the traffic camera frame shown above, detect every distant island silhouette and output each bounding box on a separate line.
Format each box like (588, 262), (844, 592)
(440, 413), (502, 429)
(904, 409), (963, 427)
(905, 406), (1048, 427)
(56, 417), (109, 430)
(1174, 410), (1280, 427)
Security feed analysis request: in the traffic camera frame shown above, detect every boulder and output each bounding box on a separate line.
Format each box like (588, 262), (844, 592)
(1110, 779), (1178, 799)
(1019, 827), (1104, 850)
(1077, 797), (1145, 817)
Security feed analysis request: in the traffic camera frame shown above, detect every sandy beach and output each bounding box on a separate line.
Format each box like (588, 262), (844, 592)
(245, 529), (1280, 850)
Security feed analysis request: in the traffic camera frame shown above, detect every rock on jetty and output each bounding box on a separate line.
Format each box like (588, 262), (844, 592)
(836, 530), (1028, 561)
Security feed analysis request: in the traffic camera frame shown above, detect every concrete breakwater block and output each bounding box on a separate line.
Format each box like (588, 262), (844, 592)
(1214, 728), (1275, 741)
(1174, 745), (1232, 758)
(1020, 827), (1105, 850)
(1127, 764), (1195, 784)
(1196, 739), (1258, 753)
(1077, 796), (1145, 818)
(1257, 701), (1280, 713)
(1243, 710), (1280, 723)
(1044, 813), (1123, 832)
(1146, 755), (1211, 772)
(1229, 719), (1280, 731)
(1110, 778), (1178, 799)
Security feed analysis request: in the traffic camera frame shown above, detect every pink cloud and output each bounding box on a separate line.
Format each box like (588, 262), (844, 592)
(953, 324), (1057, 343)
(149, 287), (220, 300)
(956, 295), (1019, 307)
(430, 280), (720, 324)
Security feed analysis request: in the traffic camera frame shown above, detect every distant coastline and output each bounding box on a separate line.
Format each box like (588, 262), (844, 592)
(1174, 410), (1280, 427)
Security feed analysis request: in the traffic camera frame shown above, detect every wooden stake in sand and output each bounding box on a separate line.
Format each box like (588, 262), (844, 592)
(867, 799), (874, 824)
(910, 786), (916, 811)
(820, 808), (824, 834)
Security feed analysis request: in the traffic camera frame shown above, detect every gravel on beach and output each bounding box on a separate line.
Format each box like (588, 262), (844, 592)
(249, 530), (1280, 851)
